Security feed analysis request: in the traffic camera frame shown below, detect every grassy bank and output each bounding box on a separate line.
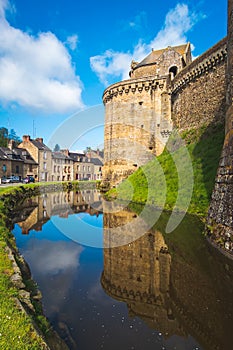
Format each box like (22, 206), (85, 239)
(0, 188), (49, 349)
(107, 123), (224, 217)
(0, 181), (91, 349)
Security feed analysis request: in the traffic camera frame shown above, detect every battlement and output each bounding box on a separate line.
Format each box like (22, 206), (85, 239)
(172, 37), (227, 94)
(103, 76), (168, 104)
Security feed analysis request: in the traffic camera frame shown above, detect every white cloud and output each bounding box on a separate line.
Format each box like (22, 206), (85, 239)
(149, 3), (197, 50)
(0, 0), (8, 17)
(90, 3), (203, 86)
(25, 240), (84, 275)
(90, 50), (132, 85)
(65, 34), (78, 51)
(0, 0), (84, 113)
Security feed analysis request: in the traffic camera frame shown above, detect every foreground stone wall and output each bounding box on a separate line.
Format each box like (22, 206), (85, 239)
(207, 0), (233, 249)
(171, 38), (227, 130)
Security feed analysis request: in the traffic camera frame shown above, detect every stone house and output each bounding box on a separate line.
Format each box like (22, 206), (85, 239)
(91, 158), (103, 180)
(18, 135), (52, 182)
(0, 146), (24, 180)
(67, 151), (93, 180)
(51, 152), (74, 182)
(0, 140), (38, 181)
(13, 148), (38, 179)
(61, 150), (103, 181)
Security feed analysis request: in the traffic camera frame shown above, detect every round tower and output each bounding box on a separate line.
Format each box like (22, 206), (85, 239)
(102, 44), (192, 187)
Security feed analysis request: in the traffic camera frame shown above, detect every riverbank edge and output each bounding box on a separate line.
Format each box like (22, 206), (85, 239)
(0, 180), (98, 349)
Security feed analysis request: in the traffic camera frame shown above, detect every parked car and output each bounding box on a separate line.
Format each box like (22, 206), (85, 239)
(23, 176), (35, 184)
(1, 177), (12, 184)
(1, 176), (20, 183)
(11, 176), (20, 182)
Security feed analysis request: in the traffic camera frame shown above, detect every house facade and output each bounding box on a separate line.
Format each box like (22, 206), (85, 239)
(18, 135), (52, 182)
(62, 150), (103, 181)
(51, 152), (74, 182)
(0, 147), (23, 180)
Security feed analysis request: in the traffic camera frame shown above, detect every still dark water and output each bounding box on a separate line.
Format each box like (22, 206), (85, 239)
(11, 190), (233, 350)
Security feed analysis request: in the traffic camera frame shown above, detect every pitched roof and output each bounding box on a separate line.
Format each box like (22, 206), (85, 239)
(0, 148), (8, 160)
(13, 148), (38, 164)
(30, 139), (51, 151)
(68, 152), (86, 162)
(0, 147), (23, 161)
(136, 43), (189, 68)
(91, 158), (103, 166)
(52, 152), (73, 161)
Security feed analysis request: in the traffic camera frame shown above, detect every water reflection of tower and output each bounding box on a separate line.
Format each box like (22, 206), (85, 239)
(101, 210), (181, 336)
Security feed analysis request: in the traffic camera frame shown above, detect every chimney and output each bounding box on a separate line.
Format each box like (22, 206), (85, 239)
(61, 149), (69, 156)
(8, 139), (15, 150)
(36, 137), (43, 144)
(23, 135), (30, 143)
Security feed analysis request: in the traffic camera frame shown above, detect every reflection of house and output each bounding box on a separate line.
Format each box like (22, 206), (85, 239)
(18, 135), (52, 181)
(14, 197), (50, 234)
(13, 189), (103, 235)
(51, 152), (74, 182)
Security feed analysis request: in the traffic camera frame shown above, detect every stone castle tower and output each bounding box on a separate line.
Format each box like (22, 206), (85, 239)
(101, 1), (232, 252)
(102, 43), (192, 187)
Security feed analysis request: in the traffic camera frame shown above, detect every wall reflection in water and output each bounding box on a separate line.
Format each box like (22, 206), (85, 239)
(102, 207), (233, 350)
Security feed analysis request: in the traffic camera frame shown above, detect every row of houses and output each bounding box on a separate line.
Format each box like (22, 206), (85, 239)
(0, 135), (103, 182)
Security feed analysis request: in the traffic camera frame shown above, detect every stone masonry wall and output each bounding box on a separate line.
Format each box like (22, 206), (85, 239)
(102, 77), (172, 186)
(207, 0), (233, 252)
(171, 38), (227, 131)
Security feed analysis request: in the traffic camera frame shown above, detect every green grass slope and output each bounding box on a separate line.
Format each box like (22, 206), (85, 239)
(108, 123), (224, 217)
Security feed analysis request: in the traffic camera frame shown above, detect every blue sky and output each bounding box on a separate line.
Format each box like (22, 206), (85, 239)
(0, 0), (227, 151)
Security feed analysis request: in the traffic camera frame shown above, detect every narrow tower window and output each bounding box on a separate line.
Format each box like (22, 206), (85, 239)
(169, 66), (178, 80)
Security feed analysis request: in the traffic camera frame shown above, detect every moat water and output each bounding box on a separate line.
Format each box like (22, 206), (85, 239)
(11, 190), (233, 350)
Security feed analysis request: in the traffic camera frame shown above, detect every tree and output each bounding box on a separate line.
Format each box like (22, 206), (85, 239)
(84, 146), (92, 154)
(0, 127), (8, 147)
(8, 128), (21, 143)
(0, 127), (21, 147)
(53, 144), (61, 152)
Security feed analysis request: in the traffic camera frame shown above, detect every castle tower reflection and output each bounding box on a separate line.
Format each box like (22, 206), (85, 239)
(102, 208), (233, 350)
(101, 209), (181, 337)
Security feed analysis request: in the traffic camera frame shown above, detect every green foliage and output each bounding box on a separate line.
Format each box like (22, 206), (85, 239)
(0, 126), (21, 147)
(8, 128), (21, 143)
(0, 239), (46, 349)
(110, 123), (225, 217)
(0, 127), (8, 147)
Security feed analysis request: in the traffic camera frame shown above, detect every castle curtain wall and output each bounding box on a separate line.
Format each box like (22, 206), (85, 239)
(171, 38), (227, 131)
(207, 0), (233, 238)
